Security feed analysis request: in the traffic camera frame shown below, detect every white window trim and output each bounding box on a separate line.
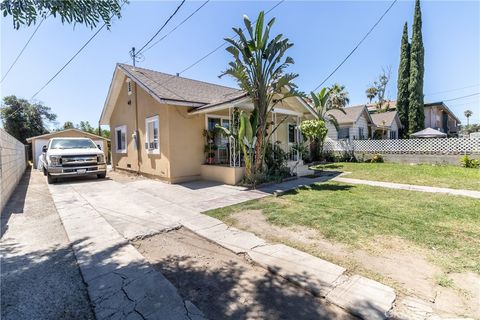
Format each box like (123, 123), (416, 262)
(126, 78), (132, 96)
(115, 125), (127, 154)
(145, 115), (160, 155)
(205, 114), (230, 131)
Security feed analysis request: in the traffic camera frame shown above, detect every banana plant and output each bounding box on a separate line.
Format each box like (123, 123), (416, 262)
(216, 110), (255, 178)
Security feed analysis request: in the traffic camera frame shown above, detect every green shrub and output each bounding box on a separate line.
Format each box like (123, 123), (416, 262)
(370, 154), (384, 163)
(460, 155), (479, 169)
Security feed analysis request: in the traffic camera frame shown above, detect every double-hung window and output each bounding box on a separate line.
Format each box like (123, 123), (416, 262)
(358, 127), (365, 140)
(145, 115), (160, 154)
(115, 125), (127, 153)
(338, 127), (350, 140)
(389, 130), (397, 139)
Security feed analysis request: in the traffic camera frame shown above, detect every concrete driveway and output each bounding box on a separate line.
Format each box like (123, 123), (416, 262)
(47, 172), (324, 319)
(49, 172), (269, 241)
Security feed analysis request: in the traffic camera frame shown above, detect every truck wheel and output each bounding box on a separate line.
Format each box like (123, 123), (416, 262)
(47, 174), (56, 184)
(97, 173), (106, 179)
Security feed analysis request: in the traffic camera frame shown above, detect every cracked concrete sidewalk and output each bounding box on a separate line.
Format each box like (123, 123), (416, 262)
(48, 181), (206, 320)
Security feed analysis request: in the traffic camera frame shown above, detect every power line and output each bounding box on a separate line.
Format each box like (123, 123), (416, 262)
(312, 0), (398, 92)
(425, 84), (480, 97)
(178, 0), (285, 76)
(136, 0), (186, 56)
(1, 17), (45, 84)
(138, 0), (285, 94)
(142, 0), (210, 55)
(441, 92), (479, 102)
(30, 2), (127, 100)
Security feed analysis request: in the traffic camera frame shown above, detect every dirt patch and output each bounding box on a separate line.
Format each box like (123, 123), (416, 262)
(132, 228), (354, 320)
(230, 210), (480, 319)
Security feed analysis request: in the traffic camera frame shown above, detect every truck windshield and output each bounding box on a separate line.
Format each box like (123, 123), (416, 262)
(50, 139), (97, 149)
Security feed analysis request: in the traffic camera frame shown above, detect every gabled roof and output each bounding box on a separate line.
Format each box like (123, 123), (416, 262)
(26, 128), (109, 142)
(100, 63), (316, 124)
(370, 111), (400, 128)
(366, 100), (461, 124)
(117, 64), (242, 105)
(326, 105), (373, 125)
(424, 101), (461, 124)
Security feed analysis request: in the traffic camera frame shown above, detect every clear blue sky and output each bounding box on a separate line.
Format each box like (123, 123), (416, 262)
(1, 0), (479, 129)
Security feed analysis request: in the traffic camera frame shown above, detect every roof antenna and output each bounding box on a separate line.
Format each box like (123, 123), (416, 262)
(129, 47), (136, 67)
(129, 47), (144, 68)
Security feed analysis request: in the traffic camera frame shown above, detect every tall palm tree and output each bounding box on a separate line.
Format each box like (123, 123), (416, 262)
(464, 109), (473, 126)
(329, 83), (350, 109)
(222, 11), (301, 173)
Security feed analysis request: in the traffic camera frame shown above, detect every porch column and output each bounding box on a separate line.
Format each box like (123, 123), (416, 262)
(296, 115), (300, 161)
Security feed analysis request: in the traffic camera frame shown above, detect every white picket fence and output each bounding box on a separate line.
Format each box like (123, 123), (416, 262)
(324, 138), (480, 155)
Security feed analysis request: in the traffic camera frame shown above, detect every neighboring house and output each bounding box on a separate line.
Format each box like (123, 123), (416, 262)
(26, 128), (109, 169)
(99, 63), (315, 185)
(325, 105), (375, 141)
(366, 100), (461, 136)
(423, 102), (460, 136)
(370, 111), (402, 139)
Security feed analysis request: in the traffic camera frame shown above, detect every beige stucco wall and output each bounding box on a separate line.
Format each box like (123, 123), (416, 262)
(110, 77), (172, 179)
(168, 106), (205, 182)
(200, 165), (245, 185)
(108, 76), (310, 183)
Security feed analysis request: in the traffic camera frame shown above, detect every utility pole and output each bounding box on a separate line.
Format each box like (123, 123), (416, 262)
(130, 47), (136, 67)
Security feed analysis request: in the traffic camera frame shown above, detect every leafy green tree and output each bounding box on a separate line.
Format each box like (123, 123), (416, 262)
(222, 11), (302, 174)
(308, 87), (347, 160)
(1, 0), (124, 29)
(396, 22), (411, 136)
(63, 121), (75, 129)
(408, 0), (425, 134)
(79, 120), (96, 134)
(299, 119), (328, 159)
(0, 95), (57, 143)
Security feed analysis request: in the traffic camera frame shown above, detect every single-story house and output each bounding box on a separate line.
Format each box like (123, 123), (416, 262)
(325, 105), (375, 141)
(99, 63), (315, 185)
(366, 100), (461, 136)
(370, 111), (402, 139)
(26, 128), (109, 169)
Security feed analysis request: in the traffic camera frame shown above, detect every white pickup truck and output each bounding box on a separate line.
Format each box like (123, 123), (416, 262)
(41, 137), (107, 184)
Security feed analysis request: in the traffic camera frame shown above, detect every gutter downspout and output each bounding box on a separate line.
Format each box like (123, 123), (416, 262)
(134, 81), (141, 174)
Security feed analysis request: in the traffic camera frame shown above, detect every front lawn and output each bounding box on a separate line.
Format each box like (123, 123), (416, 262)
(311, 162), (480, 191)
(207, 182), (480, 274)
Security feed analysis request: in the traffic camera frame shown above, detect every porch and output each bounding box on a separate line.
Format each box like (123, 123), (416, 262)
(190, 96), (312, 185)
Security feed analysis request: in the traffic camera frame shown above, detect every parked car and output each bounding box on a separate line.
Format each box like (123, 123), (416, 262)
(41, 137), (107, 184)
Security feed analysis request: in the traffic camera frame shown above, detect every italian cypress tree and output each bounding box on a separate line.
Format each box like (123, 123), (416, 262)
(396, 22), (410, 136)
(408, 0), (425, 134)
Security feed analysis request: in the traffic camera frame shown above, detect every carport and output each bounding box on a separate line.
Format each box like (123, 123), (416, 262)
(26, 128), (109, 169)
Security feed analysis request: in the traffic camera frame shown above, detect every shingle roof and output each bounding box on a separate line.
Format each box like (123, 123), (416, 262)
(25, 128), (109, 142)
(118, 63), (242, 105)
(370, 111), (398, 127)
(326, 105), (366, 124)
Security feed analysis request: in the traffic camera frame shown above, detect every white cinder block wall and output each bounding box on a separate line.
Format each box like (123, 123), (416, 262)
(0, 128), (27, 212)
